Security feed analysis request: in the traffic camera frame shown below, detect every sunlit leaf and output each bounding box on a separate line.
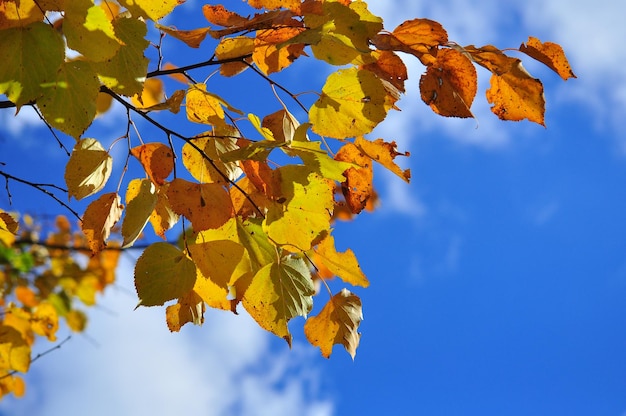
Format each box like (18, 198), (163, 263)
(117, 0), (182, 21)
(314, 234), (368, 287)
(122, 179), (158, 248)
(0, 23), (64, 107)
(155, 24), (213, 48)
(135, 243), (197, 307)
(310, 68), (392, 139)
(0, 0), (43, 29)
(65, 138), (113, 200)
(215, 36), (255, 76)
(0, 326), (30, 373)
(355, 137), (410, 183)
(166, 291), (205, 332)
(130, 142), (174, 185)
(149, 183), (179, 239)
(64, 0), (121, 62)
(131, 78), (164, 108)
(81, 192), (123, 254)
(38, 61), (101, 138)
(519, 36), (576, 81)
(167, 178), (234, 232)
(304, 288), (363, 359)
(31, 303), (59, 342)
(334, 142), (373, 214)
(182, 129), (243, 184)
(253, 27), (306, 74)
(242, 256), (315, 345)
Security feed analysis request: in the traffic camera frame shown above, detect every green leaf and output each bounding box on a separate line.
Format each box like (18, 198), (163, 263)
(38, 61), (101, 138)
(134, 243), (197, 307)
(65, 138), (112, 201)
(97, 17), (149, 96)
(310, 68), (391, 139)
(64, 0), (121, 62)
(242, 256), (314, 345)
(0, 22), (64, 107)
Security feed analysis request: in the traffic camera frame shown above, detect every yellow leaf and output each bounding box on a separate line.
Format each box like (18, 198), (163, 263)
(97, 17), (149, 96)
(242, 257), (314, 345)
(117, 0), (182, 21)
(0, 23), (64, 107)
(131, 78), (164, 108)
(0, 325), (30, 373)
(64, 0), (121, 62)
(121, 179), (158, 248)
(81, 192), (123, 254)
(486, 61), (546, 126)
(182, 129), (243, 184)
(130, 142), (174, 185)
(0, 0), (43, 29)
(314, 234), (368, 287)
(310, 68), (392, 139)
(66, 310), (88, 332)
(215, 36), (255, 76)
(186, 83), (226, 126)
(149, 184), (179, 239)
(264, 166), (334, 251)
(355, 137), (410, 183)
(247, 0), (301, 11)
(166, 291), (205, 332)
(190, 236), (249, 289)
(31, 303), (58, 342)
(304, 288), (363, 359)
(65, 138), (113, 200)
(166, 178), (234, 232)
(419, 48), (477, 118)
(0, 211), (19, 247)
(38, 61), (101, 138)
(519, 36), (576, 81)
(134, 243), (197, 307)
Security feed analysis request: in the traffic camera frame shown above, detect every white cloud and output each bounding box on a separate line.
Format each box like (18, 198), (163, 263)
(0, 258), (333, 416)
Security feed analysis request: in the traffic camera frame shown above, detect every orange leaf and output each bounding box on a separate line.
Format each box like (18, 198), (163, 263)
(355, 137), (410, 183)
(165, 291), (205, 332)
(202, 4), (249, 28)
(314, 234), (368, 287)
(519, 36), (576, 81)
(420, 48), (477, 118)
(362, 50), (407, 93)
(81, 192), (123, 254)
(131, 142), (174, 186)
(131, 78), (163, 108)
(373, 18), (447, 64)
(247, 0), (302, 12)
(486, 61), (546, 126)
(215, 36), (255, 77)
(162, 62), (189, 85)
(156, 24), (213, 48)
(464, 44), (519, 75)
(334, 142), (373, 214)
(253, 27), (306, 74)
(304, 289), (363, 359)
(166, 178), (234, 232)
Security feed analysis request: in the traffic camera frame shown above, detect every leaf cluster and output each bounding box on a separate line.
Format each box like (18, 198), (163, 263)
(0, 0), (574, 400)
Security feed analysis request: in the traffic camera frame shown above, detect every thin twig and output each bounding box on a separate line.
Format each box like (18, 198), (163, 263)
(0, 336), (72, 381)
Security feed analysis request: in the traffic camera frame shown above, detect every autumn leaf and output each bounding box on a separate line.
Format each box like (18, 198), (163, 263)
(0, 211), (19, 247)
(121, 179), (158, 248)
(167, 178), (234, 232)
(215, 36), (255, 76)
(372, 18), (447, 64)
(254, 27), (306, 74)
(0, 0), (44, 29)
(165, 291), (205, 332)
(362, 50), (408, 93)
(182, 129), (243, 184)
(314, 234), (368, 287)
(519, 36), (576, 81)
(334, 142), (373, 214)
(65, 138), (113, 200)
(117, 0), (182, 21)
(64, 0), (121, 62)
(31, 303), (59, 342)
(0, 23), (64, 107)
(134, 243), (197, 307)
(131, 78), (164, 108)
(186, 83), (232, 126)
(355, 137), (410, 182)
(310, 67), (393, 139)
(202, 4), (249, 28)
(243, 256), (315, 345)
(304, 288), (363, 359)
(81, 192), (123, 254)
(149, 184), (179, 239)
(0, 326), (30, 374)
(419, 48), (477, 118)
(130, 142), (174, 185)
(155, 24), (213, 48)
(486, 61), (545, 125)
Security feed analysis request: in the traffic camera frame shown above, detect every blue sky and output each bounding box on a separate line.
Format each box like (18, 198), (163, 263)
(2, 0), (626, 415)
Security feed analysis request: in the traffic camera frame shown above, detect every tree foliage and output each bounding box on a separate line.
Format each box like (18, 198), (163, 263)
(0, 0), (574, 400)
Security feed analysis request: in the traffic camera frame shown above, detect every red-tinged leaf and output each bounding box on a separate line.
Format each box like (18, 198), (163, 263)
(519, 36), (576, 81)
(486, 61), (546, 126)
(202, 4), (249, 28)
(134, 243), (197, 307)
(464, 44), (520, 75)
(130, 142), (174, 186)
(334, 142), (373, 214)
(362, 50), (408, 93)
(304, 288), (363, 359)
(65, 138), (112, 200)
(81, 193), (123, 254)
(420, 48), (477, 118)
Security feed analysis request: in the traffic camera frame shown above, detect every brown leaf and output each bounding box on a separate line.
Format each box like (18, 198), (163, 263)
(420, 48), (477, 118)
(334, 142), (373, 214)
(81, 192), (123, 254)
(362, 50), (407, 93)
(519, 36), (576, 80)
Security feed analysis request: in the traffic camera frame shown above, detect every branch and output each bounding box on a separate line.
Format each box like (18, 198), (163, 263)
(0, 336), (72, 381)
(146, 54), (253, 78)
